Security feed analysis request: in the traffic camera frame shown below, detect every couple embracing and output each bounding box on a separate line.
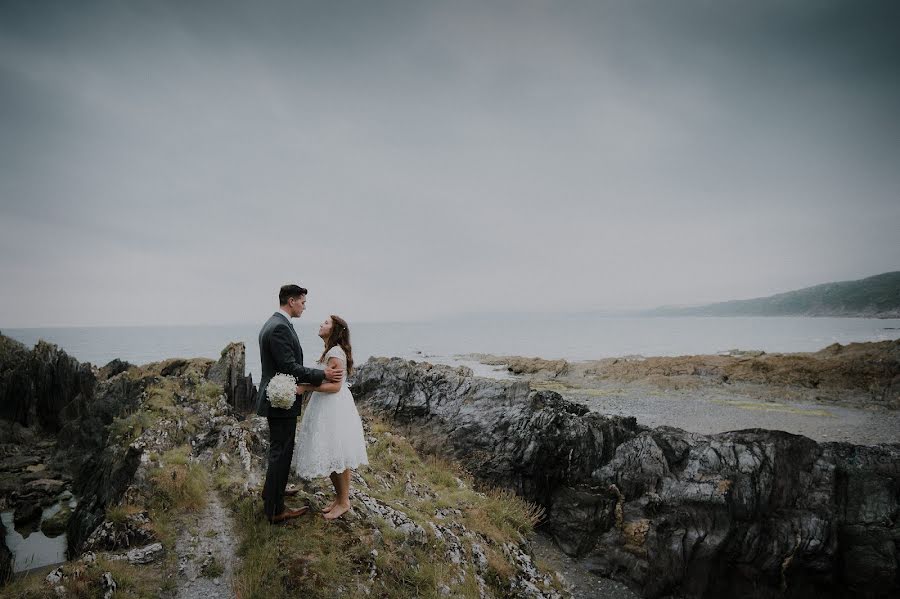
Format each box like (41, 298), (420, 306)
(255, 284), (369, 524)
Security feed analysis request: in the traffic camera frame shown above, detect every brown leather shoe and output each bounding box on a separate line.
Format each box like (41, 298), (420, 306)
(269, 506), (310, 524)
(261, 487), (300, 501)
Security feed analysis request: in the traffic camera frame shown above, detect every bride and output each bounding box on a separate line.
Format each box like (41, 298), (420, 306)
(292, 314), (369, 520)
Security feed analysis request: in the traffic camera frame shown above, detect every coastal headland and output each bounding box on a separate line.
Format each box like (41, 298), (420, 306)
(1, 333), (898, 598)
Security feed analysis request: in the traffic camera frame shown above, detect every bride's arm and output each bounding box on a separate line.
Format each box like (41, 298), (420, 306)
(296, 357), (344, 394)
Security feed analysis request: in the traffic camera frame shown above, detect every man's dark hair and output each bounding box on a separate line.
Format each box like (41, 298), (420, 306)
(279, 284), (308, 305)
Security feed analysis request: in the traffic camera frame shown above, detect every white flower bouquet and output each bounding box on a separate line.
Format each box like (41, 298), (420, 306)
(266, 373), (298, 409)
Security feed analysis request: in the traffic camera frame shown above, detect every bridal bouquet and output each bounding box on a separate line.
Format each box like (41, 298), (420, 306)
(266, 373), (298, 409)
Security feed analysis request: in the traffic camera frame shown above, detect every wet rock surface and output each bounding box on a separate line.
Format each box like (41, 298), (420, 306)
(0, 429), (73, 543)
(353, 357), (900, 598)
(40, 505), (72, 538)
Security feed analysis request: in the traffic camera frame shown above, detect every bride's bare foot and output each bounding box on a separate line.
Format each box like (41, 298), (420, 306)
(323, 501), (351, 520)
(321, 499), (337, 513)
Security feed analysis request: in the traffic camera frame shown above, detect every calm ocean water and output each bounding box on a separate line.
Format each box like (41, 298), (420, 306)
(4, 316), (900, 383)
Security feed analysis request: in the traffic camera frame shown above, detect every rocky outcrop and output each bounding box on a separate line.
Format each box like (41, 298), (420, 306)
(0, 335), (96, 433)
(66, 362), (234, 556)
(98, 358), (132, 380)
(0, 338), (575, 596)
(0, 335), (35, 427)
(81, 511), (155, 552)
(0, 336), (154, 565)
(206, 342), (256, 415)
(30, 341), (96, 433)
(353, 358), (900, 599)
(0, 519), (11, 585)
(0, 333), (245, 568)
(67, 443), (143, 556)
(478, 355), (570, 376)
(55, 372), (146, 474)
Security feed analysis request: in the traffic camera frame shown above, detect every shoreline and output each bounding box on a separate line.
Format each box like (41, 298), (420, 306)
(458, 339), (900, 446)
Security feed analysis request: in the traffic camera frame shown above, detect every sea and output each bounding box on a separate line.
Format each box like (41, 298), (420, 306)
(4, 316), (900, 383)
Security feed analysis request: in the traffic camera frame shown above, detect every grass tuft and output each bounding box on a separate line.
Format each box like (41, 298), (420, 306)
(149, 445), (209, 513)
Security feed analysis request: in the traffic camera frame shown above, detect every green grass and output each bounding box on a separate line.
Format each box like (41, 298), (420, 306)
(229, 495), (369, 598)
(225, 416), (559, 599)
(1, 556), (171, 599)
(104, 502), (152, 528)
(363, 430), (544, 545)
(195, 381), (224, 404)
(108, 410), (156, 447)
(201, 556), (225, 579)
(148, 445), (209, 513)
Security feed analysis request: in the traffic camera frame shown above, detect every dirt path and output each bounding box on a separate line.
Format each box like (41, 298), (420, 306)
(173, 488), (237, 599)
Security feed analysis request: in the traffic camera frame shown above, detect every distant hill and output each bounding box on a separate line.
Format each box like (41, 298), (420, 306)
(647, 271), (900, 318)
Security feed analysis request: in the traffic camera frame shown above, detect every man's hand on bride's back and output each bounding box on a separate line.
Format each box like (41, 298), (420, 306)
(324, 365), (343, 382)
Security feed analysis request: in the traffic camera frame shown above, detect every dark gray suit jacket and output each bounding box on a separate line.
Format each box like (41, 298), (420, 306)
(255, 312), (326, 418)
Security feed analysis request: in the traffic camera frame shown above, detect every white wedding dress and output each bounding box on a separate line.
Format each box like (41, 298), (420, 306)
(292, 345), (369, 479)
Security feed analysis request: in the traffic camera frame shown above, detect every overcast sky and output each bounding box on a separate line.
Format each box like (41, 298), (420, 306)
(1, 0), (898, 327)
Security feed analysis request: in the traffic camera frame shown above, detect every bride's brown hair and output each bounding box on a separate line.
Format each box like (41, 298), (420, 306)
(320, 315), (354, 374)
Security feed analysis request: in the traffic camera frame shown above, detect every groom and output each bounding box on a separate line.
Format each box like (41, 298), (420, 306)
(256, 284), (341, 523)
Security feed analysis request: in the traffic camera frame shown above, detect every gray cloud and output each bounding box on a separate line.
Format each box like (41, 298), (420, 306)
(1, 0), (898, 326)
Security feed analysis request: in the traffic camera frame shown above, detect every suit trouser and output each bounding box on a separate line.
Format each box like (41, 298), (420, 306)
(263, 416), (297, 519)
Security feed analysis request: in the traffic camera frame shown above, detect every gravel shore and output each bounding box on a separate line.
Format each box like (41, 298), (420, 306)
(460, 341), (900, 446)
(551, 379), (900, 445)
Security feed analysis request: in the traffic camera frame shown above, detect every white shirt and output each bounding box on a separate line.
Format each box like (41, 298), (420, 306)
(278, 308), (293, 321)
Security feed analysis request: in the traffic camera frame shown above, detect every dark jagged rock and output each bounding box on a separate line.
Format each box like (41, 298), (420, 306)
(0, 335), (36, 427)
(353, 357), (900, 599)
(0, 334), (258, 586)
(63, 355), (238, 556)
(0, 335), (96, 433)
(81, 511), (155, 552)
(0, 341), (147, 556)
(159, 359), (189, 377)
(13, 500), (42, 526)
(206, 342), (256, 415)
(55, 373), (146, 473)
(59, 373), (152, 556)
(29, 341), (96, 433)
(99, 358), (133, 380)
(67, 443), (143, 556)
(0, 519), (11, 584)
(1, 334), (143, 542)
